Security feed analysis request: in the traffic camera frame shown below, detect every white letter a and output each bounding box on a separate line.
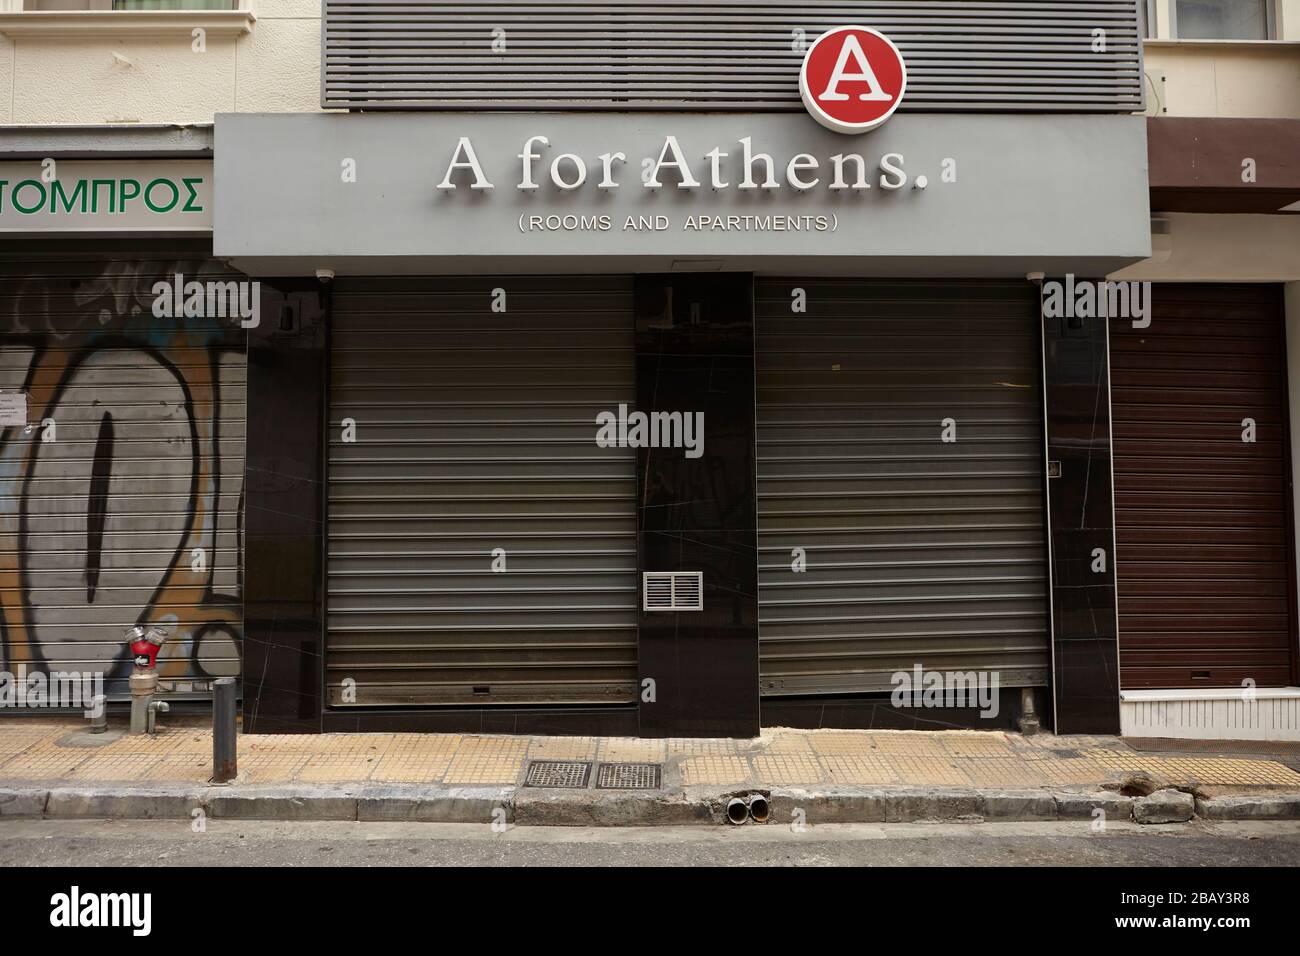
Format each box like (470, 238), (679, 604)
(819, 35), (891, 102)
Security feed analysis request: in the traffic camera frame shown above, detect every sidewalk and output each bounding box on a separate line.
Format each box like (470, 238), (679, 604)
(3, 718), (1300, 826)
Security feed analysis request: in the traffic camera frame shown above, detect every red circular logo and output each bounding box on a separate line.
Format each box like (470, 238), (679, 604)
(800, 26), (907, 134)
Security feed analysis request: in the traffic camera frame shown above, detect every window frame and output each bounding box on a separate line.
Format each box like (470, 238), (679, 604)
(1169, 0), (1278, 41)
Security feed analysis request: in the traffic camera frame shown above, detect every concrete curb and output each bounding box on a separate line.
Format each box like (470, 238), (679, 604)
(2, 784), (1298, 825)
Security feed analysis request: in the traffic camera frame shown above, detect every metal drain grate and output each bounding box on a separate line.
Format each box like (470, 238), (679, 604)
(525, 760), (592, 789)
(596, 762), (663, 790)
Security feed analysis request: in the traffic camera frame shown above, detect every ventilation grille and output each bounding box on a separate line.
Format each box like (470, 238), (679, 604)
(643, 571), (704, 612)
(322, 1), (1143, 113)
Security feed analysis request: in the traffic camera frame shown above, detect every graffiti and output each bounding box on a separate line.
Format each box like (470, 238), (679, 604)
(0, 255), (244, 696)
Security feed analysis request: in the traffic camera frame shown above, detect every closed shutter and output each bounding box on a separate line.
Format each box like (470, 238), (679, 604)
(756, 280), (1049, 696)
(0, 245), (246, 697)
(1111, 284), (1296, 688)
(326, 276), (638, 706)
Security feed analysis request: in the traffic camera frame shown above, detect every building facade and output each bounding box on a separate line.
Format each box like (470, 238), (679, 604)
(0, 1), (1296, 741)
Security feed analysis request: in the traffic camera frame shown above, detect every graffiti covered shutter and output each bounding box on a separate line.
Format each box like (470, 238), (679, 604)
(0, 244), (245, 698)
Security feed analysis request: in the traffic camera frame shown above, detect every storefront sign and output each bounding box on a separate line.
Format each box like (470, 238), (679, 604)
(214, 112), (1151, 275)
(800, 26), (908, 134)
(0, 160), (213, 232)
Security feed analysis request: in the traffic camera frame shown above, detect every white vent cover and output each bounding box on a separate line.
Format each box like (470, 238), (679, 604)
(642, 572), (703, 612)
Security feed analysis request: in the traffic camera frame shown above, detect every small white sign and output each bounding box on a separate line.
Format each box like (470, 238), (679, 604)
(0, 392), (28, 427)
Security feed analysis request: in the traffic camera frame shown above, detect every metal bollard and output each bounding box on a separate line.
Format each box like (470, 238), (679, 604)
(212, 677), (237, 784)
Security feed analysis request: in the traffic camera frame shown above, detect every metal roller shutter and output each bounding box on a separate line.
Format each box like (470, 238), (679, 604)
(755, 280), (1049, 696)
(326, 276), (639, 706)
(0, 245), (246, 697)
(1111, 284), (1296, 689)
(323, 1), (1143, 113)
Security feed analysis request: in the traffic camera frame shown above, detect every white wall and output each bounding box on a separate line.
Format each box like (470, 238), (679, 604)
(0, 0), (322, 124)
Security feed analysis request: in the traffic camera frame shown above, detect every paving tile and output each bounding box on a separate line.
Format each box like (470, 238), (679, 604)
(679, 755), (750, 786)
(597, 737), (666, 763)
(820, 755), (900, 786)
(938, 733), (1014, 758)
(369, 753), (454, 784)
(295, 754), (383, 783)
(135, 754), (213, 783)
(237, 754), (309, 784)
(762, 733), (816, 756)
(0, 749), (90, 780)
(528, 736), (597, 760)
(954, 757), (1046, 789)
(665, 738), (743, 756)
(889, 755), (972, 787)
(751, 754), (826, 785)
(65, 753), (165, 783)
(443, 736), (527, 784)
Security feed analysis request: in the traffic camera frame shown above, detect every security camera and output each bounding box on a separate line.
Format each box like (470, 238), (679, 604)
(316, 268), (335, 283)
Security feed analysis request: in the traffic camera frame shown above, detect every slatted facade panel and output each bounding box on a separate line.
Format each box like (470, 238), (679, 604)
(0, 244), (246, 698)
(1111, 285), (1296, 689)
(755, 280), (1049, 696)
(326, 276), (639, 706)
(323, 1), (1143, 112)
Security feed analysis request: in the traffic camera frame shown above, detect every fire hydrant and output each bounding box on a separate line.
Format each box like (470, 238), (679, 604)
(127, 625), (170, 735)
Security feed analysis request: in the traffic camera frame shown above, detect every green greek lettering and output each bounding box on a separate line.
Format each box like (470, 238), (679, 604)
(182, 177), (204, 213)
(144, 178), (179, 213)
(12, 180), (47, 214)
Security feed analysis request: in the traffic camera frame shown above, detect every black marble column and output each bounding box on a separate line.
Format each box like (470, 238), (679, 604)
(242, 280), (329, 733)
(1041, 282), (1122, 735)
(634, 274), (760, 738)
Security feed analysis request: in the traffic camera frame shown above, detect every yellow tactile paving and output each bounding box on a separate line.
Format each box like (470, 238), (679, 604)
(858, 733), (951, 757)
(752, 754), (826, 785)
(295, 754), (383, 783)
(65, 753), (164, 782)
(680, 755), (750, 786)
(938, 733), (1014, 758)
(369, 753), (454, 784)
(236, 754), (310, 784)
(1158, 757), (1300, 787)
(135, 754), (213, 783)
(762, 733), (816, 756)
(955, 757), (1046, 789)
(0, 749), (90, 780)
(888, 755), (972, 787)
(596, 737), (666, 763)
(443, 736), (528, 785)
(4, 718), (1300, 793)
(665, 738), (744, 756)
(528, 736), (597, 760)
(820, 755), (901, 785)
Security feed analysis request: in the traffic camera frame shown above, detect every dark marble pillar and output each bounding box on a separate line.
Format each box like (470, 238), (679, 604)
(1041, 281), (1122, 735)
(634, 274), (760, 738)
(242, 280), (329, 733)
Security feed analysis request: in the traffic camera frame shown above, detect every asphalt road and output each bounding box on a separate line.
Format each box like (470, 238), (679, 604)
(3, 818), (1299, 866)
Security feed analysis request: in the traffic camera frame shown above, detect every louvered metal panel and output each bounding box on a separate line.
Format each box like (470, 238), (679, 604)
(326, 275), (639, 706)
(322, 1), (1144, 112)
(755, 280), (1049, 696)
(0, 244), (246, 698)
(1111, 285), (1297, 689)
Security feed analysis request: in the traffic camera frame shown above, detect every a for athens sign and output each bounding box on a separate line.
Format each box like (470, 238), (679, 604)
(800, 26), (908, 134)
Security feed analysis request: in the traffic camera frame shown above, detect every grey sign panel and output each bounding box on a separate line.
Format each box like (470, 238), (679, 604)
(214, 112), (1150, 276)
(321, 0), (1143, 113)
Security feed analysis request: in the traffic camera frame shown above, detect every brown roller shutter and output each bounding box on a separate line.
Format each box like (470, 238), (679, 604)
(1111, 284), (1297, 689)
